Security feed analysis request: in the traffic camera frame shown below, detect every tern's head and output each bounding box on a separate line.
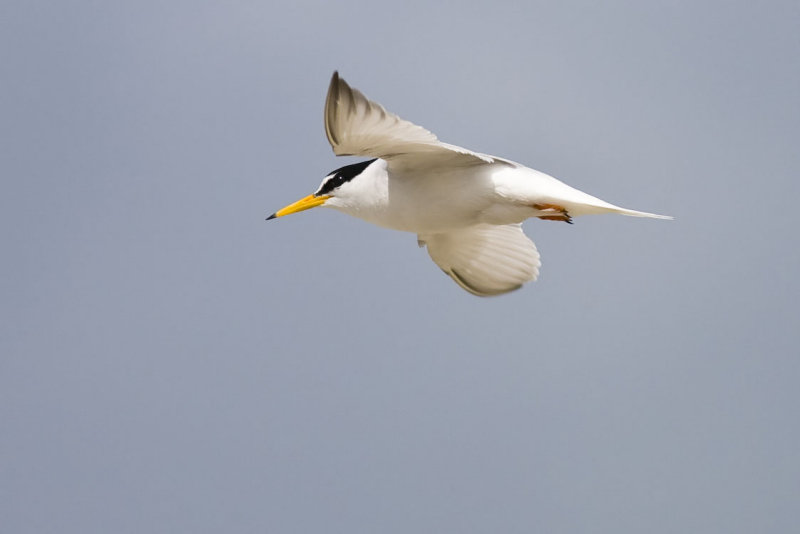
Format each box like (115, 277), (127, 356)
(267, 158), (379, 220)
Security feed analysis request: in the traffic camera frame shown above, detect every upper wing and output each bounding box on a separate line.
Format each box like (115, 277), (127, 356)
(324, 71), (495, 164)
(419, 224), (541, 297)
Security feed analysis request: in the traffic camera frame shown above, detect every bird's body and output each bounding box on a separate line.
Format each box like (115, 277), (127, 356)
(269, 72), (670, 296)
(330, 157), (665, 234)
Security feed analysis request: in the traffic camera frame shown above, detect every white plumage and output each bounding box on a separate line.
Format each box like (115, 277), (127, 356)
(269, 72), (671, 296)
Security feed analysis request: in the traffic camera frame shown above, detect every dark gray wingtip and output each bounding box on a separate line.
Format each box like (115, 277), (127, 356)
(266, 213), (277, 221)
(325, 71), (342, 147)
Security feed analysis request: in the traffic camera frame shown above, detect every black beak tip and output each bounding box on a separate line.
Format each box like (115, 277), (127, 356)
(266, 213), (277, 221)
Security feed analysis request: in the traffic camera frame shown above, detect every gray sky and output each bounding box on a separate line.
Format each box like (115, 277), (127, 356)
(3, 1), (799, 532)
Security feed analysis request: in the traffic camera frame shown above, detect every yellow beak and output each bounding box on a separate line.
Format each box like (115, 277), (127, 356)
(267, 194), (330, 220)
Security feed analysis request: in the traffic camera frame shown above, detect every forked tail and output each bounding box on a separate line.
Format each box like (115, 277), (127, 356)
(611, 207), (673, 219)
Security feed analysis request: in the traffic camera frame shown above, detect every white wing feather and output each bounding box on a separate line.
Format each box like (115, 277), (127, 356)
(420, 224), (541, 297)
(325, 71), (495, 164)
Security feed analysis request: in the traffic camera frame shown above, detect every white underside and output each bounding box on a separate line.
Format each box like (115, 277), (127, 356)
(326, 158), (670, 235)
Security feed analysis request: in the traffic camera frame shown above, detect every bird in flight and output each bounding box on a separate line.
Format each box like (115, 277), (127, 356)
(268, 71), (670, 296)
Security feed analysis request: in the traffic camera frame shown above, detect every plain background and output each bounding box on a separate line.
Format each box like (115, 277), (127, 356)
(3, 1), (799, 532)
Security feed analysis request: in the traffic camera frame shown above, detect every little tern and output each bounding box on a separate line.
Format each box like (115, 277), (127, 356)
(268, 71), (671, 296)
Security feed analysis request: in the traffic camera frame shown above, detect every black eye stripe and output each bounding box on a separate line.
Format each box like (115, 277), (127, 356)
(317, 159), (377, 196)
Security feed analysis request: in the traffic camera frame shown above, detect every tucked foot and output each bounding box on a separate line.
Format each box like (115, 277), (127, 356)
(533, 203), (573, 224)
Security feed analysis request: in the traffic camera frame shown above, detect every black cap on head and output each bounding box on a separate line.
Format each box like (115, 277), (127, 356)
(316, 158), (377, 196)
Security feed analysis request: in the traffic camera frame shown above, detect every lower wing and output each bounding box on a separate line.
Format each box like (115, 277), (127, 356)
(419, 224), (541, 297)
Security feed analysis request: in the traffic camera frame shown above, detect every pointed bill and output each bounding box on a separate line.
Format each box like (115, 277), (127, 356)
(267, 194), (330, 220)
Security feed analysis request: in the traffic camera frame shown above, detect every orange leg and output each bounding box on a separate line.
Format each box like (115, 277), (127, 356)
(533, 203), (573, 224)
